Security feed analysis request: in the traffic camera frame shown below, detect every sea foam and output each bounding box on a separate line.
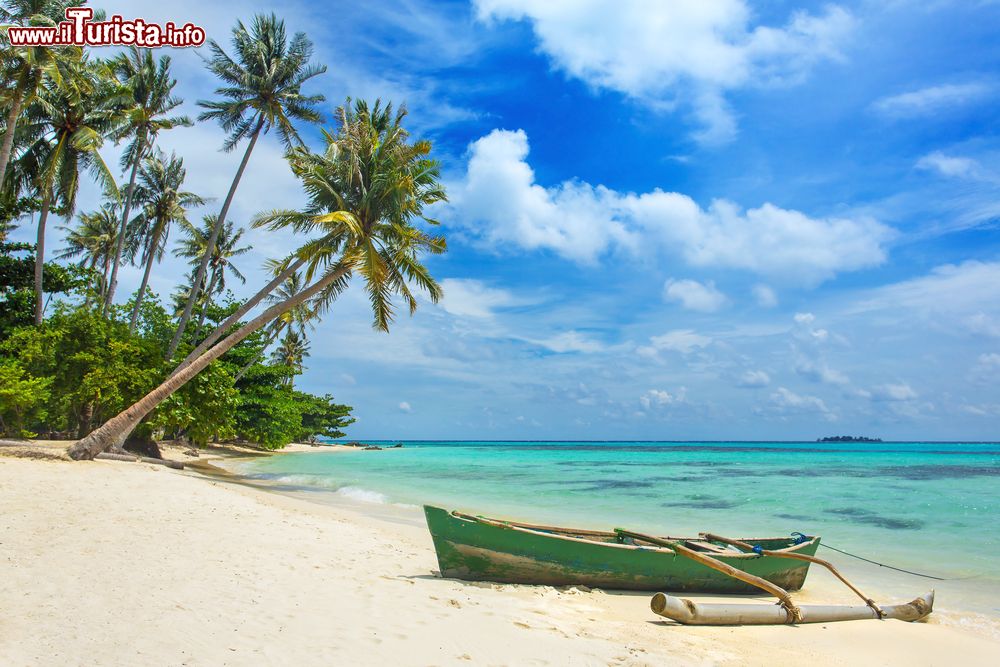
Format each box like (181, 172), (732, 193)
(335, 485), (390, 504)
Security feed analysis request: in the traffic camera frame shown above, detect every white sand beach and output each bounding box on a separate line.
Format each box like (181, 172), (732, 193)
(2, 450), (999, 666)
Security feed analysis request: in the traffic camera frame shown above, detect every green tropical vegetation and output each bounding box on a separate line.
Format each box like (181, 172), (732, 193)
(0, 6), (447, 457)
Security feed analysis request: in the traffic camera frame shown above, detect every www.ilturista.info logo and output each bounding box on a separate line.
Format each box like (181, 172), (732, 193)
(5, 8), (205, 48)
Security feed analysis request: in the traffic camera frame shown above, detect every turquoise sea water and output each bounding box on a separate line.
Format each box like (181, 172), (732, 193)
(230, 440), (1000, 618)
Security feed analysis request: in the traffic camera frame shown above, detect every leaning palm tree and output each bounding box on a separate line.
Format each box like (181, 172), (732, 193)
(69, 98), (446, 460)
(0, 0), (84, 189)
(57, 202), (130, 305)
(174, 214), (250, 332)
(14, 57), (121, 323)
(127, 151), (205, 330)
(102, 47), (191, 316)
(167, 13), (327, 359)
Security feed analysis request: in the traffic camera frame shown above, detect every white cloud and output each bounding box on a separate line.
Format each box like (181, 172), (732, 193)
(793, 312), (829, 342)
(399, 401), (413, 413)
(640, 388), (687, 409)
(450, 129), (892, 283)
(848, 262), (1000, 333)
(663, 279), (727, 312)
(961, 403), (1000, 417)
(753, 284), (778, 308)
(640, 329), (712, 356)
(663, 200), (891, 284)
(969, 353), (1000, 384)
(475, 1), (853, 142)
(340, 373), (357, 386)
(871, 383), (918, 402)
(769, 387), (832, 416)
(437, 278), (522, 318)
(738, 370), (770, 388)
(916, 151), (983, 179)
(977, 352), (1000, 370)
(873, 82), (993, 118)
(795, 358), (849, 385)
(534, 331), (606, 354)
(450, 129), (636, 263)
(966, 312), (1000, 338)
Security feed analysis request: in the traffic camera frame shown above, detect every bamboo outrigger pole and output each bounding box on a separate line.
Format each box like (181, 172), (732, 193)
(613, 528), (802, 622)
(700, 532), (884, 618)
(651, 591), (934, 626)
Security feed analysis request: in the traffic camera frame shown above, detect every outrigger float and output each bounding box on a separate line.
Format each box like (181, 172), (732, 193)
(424, 506), (935, 626)
(651, 590), (934, 625)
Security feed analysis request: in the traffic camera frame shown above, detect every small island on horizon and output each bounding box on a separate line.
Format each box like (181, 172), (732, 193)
(817, 435), (883, 443)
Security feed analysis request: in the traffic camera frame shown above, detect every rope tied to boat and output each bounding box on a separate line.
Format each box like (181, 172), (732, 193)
(790, 531), (979, 582)
(813, 541), (947, 581)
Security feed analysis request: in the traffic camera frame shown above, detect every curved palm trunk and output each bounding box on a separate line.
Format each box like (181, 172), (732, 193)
(233, 349), (264, 383)
(100, 253), (112, 303)
(167, 115), (265, 359)
(172, 254), (306, 375)
(233, 325), (283, 382)
(68, 263), (349, 460)
(195, 268), (221, 335)
(128, 231), (159, 331)
(33, 195), (51, 325)
(82, 254), (100, 309)
(103, 132), (147, 318)
(0, 87), (25, 189)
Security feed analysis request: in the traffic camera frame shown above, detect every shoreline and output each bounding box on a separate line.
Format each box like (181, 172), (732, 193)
(210, 445), (1000, 628)
(3, 445), (1000, 665)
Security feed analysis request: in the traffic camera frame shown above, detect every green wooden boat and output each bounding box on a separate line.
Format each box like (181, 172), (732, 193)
(424, 506), (821, 593)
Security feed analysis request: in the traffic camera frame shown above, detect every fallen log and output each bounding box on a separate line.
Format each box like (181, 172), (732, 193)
(140, 456), (184, 470)
(95, 452), (139, 462)
(650, 591), (934, 625)
(95, 452), (184, 470)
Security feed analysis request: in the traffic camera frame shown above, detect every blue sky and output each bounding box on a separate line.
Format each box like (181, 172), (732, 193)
(13, 0), (1000, 440)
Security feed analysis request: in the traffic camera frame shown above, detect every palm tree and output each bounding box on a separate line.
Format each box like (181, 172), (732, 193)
(167, 13), (327, 359)
(272, 329), (310, 388)
(14, 57), (120, 324)
(69, 98), (446, 460)
(233, 267), (315, 381)
(57, 202), (130, 305)
(174, 214), (250, 332)
(169, 237), (317, 376)
(127, 150), (205, 330)
(102, 47), (191, 316)
(0, 0), (84, 188)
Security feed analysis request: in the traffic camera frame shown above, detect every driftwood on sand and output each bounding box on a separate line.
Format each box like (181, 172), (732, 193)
(95, 452), (184, 470)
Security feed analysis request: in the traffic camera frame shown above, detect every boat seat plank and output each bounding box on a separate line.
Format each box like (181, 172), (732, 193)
(684, 540), (731, 554)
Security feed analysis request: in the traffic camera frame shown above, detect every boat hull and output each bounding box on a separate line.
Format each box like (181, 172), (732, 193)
(424, 506), (820, 593)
